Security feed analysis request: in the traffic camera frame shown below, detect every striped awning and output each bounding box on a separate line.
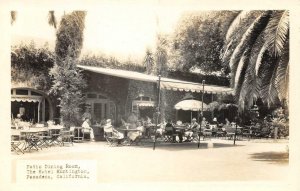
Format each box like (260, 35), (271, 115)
(77, 65), (234, 95)
(11, 97), (42, 103)
(136, 102), (155, 107)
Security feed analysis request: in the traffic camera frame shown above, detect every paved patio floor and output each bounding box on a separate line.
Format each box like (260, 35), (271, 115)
(11, 138), (289, 183)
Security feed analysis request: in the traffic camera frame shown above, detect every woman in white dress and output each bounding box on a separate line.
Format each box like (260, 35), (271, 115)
(103, 119), (124, 140)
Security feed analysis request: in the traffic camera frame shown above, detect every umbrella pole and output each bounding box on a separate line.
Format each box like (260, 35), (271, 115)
(198, 80), (205, 149)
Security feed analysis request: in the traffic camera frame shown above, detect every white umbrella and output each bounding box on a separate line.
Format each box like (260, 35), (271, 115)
(174, 99), (209, 111)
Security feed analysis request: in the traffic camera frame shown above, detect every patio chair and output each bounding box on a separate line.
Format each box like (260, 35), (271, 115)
(163, 130), (174, 142)
(104, 131), (120, 146)
(82, 129), (91, 141)
(242, 126), (251, 140)
(225, 128), (236, 140)
(191, 130), (200, 142)
(37, 130), (52, 148)
(73, 127), (84, 142)
(203, 129), (212, 140)
(216, 128), (226, 139)
(60, 127), (74, 146)
(11, 130), (25, 154)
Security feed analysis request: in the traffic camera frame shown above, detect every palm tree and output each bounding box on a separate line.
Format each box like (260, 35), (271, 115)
(223, 10), (289, 111)
(10, 10), (57, 29)
(48, 11), (57, 29)
(11, 11), (17, 25)
(144, 49), (154, 74)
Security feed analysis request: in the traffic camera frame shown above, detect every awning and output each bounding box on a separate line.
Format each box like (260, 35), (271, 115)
(11, 97), (42, 103)
(174, 100), (209, 111)
(136, 102), (155, 107)
(77, 65), (234, 95)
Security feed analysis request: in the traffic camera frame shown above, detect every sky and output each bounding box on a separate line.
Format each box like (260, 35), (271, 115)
(11, 4), (191, 62)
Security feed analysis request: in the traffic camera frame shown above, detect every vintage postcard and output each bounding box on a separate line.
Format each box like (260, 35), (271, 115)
(1, 0), (300, 191)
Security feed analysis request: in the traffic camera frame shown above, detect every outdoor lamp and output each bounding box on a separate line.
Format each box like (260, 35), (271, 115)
(250, 104), (259, 117)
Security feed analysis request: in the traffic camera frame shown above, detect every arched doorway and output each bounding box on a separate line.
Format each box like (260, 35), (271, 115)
(11, 88), (53, 123)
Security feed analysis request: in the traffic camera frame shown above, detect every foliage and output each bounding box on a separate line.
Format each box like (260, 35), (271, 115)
(79, 54), (146, 72)
(55, 11), (86, 60)
(223, 10), (289, 111)
(49, 55), (87, 127)
(48, 11), (57, 29)
(168, 70), (230, 86)
(143, 49), (155, 74)
(11, 42), (54, 91)
(50, 11), (87, 127)
(170, 11), (239, 74)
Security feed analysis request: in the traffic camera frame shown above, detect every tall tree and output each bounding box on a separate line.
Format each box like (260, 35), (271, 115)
(223, 10), (289, 111)
(11, 11), (17, 25)
(155, 34), (169, 122)
(143, 49), (154, 74)
(171, 11), (238, 74)
(55, 11), (86, 60)
(50, 11), (87, 127)
(48, 11), (57, 29)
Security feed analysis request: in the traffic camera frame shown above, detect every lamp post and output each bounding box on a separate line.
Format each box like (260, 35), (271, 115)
(153, 75), (161, 150)
(198, 80), (205, 148)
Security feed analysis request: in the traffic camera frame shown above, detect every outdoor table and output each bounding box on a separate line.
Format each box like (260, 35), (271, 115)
(119, 128), (140, 138)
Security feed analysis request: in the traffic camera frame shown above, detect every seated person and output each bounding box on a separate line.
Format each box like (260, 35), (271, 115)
(183, 123), (192, 143)
(173, 120), (183, 143)
(103, 119), (124, 140)
(222, 118), (230, 131)
(201, 117), (208, 130)
(185, 118), (200, 141)
(128, 121), (144, 142)
(81, 118), (95, 141)
(165, 119), (176, 142)
(13, 114), (23, 129)
(156, 121), (166, 137)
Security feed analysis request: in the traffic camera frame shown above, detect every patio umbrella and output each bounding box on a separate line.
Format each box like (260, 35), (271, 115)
(174, 99), (209, 111)
(174, 99), (208, 124)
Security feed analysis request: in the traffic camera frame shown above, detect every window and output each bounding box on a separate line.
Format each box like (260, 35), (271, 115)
(141, 96), (150, 101)
(16, 89), (28, 95)
(31, 91), (42, 96)
(98, 94), (107, 99)
(94, 103), (102, 121)
(87, 93), (97, 99)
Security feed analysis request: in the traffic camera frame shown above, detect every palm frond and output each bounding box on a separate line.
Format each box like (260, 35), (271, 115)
(254, 43), (268, 75)
(233, 50), (249, 88)
(11, 11), (17, 25)
(264, 10), (289, 57)
(258, 55), (279, 107)
(48, 11), (57, 29)
(275, 61), (289, 101)
(238, 32), (265, 111)
(225, 11), (251, 41)
(222, 11), (265, 64)
(229, 11), (271, 79)
(274, 40), (289, 101)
